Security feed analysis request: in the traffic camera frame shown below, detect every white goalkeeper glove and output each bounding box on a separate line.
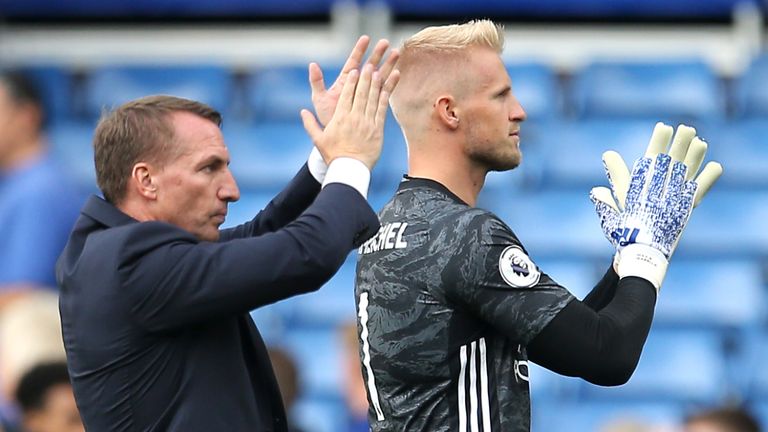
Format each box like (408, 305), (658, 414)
(589, 123), (723, 291)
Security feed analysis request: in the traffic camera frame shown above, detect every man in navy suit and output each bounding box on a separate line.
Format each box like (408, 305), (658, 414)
(56, 37), (399, 431)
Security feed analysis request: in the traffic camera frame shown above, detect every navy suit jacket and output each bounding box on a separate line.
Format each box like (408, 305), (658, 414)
(57, 165), (379, 431)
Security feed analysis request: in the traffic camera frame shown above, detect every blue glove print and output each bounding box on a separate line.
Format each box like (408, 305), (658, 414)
(660, 161), (697, 254)
(590, 189), (621, 249)
(613, 154), (697, 258)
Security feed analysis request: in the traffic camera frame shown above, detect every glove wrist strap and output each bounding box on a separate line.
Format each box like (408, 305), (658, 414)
(617, 243), (668, 294)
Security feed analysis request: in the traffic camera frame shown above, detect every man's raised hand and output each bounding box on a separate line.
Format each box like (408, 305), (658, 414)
(301, 64), (400, 171)
(309, 36), (400, 128)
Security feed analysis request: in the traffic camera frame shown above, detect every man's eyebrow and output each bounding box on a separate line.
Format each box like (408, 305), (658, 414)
(197, 154), (228, 167)
(496, 85), (511, 96)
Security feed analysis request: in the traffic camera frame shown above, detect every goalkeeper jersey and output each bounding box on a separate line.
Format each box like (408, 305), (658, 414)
(355, 177), (575, 432)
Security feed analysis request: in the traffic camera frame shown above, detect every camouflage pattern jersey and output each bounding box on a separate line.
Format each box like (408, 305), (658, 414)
(355, 177), (575, 432)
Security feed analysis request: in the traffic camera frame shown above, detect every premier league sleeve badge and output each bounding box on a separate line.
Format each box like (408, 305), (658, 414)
(498, 245), (541, 288)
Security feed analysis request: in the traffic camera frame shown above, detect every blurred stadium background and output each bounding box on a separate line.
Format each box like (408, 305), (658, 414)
(2, 0), (767, 430)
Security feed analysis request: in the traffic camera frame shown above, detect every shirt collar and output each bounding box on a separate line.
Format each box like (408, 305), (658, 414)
(81, 195), (137, 228)
(397, 175), (469, 206)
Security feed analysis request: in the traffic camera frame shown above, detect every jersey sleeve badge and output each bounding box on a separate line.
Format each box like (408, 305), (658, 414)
(498, 245), (541, 288)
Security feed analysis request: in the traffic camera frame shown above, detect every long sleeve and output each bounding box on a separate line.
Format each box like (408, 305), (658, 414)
(122, 183), (379, 332)
(527, 276), (657, 386)
(582, 264), (621, 311)
(219, 164), (321, 241)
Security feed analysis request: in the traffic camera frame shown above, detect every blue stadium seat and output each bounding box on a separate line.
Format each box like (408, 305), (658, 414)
(735, 329), (768, 399)
(573, 60), (723, 121)
(678, 190), (768, 257)
(528, 123), (766, 256)
(288, 254), (359, 327)
(372, 115), (408, 194)
(581, 327), (726, 403)
(704, 119), (768, 188)
(529, 361), (581, 403)
(280, 327), (344, 397)
(481, 168), (530, 196)
(249, 306), (292, 347)
(247, 64), (341, 123)
(479, 189), (614, 259)
(367, 189), (396, 214)
(537, 119), (661, 189)
(291, 395), (348, 432)
(506, 62), (561, 120)
(84, 65), (232, 117)
(655, 258), (765, 328)
(19, 65), (75, 123)
(47, 120), (98, 191)
(220, 190), (276, 228)
(533, 400), (682, 432)
(3, 0), (748, 20)
(534, 258), (604, 300)
(224, 123), (313, 191)
(734, 54), (768, 118)
(383, 0), (748, 19)
(750, 401), (768, 431)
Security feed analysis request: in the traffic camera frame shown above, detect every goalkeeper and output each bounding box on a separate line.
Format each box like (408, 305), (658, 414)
(352, 19), (723, 432)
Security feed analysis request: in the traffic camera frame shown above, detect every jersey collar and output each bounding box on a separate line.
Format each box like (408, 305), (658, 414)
(399, 175), (469, 206)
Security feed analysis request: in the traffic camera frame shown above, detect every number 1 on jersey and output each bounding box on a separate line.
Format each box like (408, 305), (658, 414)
(358, 292), (385, 421)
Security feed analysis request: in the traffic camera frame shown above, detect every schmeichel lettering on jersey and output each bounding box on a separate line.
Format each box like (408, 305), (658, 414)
(359, 222), (408, 254)
(498, 246), (540, 288)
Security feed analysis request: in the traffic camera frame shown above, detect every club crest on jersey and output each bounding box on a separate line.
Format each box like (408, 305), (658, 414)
(498, 245), (540, 288)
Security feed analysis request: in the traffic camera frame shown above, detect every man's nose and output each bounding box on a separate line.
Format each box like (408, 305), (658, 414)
(510, 96), (527, 122)
(220, 168), (240, 202)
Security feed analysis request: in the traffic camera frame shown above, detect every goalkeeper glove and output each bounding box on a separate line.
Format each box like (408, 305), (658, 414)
(590, 123), (723, 291)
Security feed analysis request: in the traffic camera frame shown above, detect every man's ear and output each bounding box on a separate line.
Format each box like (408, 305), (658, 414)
(130, 162), (158, 200)
(435, 95), (460, 130)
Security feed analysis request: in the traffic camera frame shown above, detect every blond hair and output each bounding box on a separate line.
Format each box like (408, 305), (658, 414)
(401, 19), (504, 55)
(390, 20), (505, 132)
